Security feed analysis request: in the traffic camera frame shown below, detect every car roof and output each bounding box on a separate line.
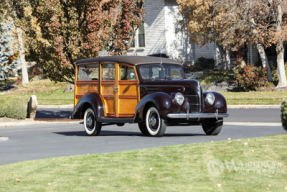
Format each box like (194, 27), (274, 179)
(75, 56), (181, 65)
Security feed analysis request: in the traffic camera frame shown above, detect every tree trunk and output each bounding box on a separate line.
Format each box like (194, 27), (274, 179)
(16, 27), (28, 84)
(256, 43), (273, 82)
(224, 48), (231, 70)
(276, 43), (287, 87)
(276, 3), (287, 88)
(216, 44), (224, 68)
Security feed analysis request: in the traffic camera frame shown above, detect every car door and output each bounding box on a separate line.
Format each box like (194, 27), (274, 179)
(100, 63), (117, 117)
(117, 64), (139, 118)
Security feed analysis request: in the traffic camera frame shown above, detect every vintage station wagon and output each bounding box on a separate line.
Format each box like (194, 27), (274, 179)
(72, 56), (229, 136)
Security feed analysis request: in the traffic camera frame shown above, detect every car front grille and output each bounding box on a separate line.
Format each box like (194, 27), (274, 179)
(185, 95), (202, 113)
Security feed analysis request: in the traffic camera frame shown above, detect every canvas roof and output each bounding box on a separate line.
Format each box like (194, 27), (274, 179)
(76, 56), (181, 65)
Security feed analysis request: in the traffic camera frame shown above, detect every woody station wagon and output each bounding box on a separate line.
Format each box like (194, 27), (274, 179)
(72, 56), (229, 137)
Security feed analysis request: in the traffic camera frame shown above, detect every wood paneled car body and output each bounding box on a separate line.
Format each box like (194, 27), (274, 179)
(72, 56), (229, 136)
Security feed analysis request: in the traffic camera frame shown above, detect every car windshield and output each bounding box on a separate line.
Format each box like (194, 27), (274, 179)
(139, 64), (184, 80)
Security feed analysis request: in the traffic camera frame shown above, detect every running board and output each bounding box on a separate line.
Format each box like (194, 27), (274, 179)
(97, 117), (134, 124)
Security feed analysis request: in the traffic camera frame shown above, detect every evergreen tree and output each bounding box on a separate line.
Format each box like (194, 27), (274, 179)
(0, 20), (19, 81)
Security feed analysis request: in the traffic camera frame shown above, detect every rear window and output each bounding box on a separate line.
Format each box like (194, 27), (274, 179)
(78, 64), (99, 81)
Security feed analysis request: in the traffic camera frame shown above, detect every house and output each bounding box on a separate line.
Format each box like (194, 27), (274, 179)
(128, 0), (287, 68)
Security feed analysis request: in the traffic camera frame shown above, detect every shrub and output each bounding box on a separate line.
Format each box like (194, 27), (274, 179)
(282, 98), (287, 131)
(0, 96), (27, 119)
(233, 64), (268, 91)
(195, 57), (215, 69)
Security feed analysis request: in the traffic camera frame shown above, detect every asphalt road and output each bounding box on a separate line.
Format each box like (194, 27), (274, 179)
(35, 108), (281, 122)
(0, 108), (285, 165)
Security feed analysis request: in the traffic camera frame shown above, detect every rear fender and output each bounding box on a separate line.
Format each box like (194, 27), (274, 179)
(72, 92), (104, 119)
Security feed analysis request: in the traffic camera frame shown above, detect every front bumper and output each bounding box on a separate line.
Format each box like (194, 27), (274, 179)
(167, 110), (229, 120)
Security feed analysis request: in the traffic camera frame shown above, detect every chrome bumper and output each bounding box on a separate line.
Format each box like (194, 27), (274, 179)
(167, 110), (229, 120)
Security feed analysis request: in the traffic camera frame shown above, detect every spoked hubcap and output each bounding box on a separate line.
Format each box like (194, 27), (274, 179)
(86, 113), (94, 131)
(148, 112), (159, 131)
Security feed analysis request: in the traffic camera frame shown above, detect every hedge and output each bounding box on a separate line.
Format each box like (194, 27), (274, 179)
(0, 96), (27, 119)
(282, 97), (287, 131)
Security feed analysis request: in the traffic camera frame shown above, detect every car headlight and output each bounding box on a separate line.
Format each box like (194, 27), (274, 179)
(175, 92), (184, 105)
(206, 92), (215, 105)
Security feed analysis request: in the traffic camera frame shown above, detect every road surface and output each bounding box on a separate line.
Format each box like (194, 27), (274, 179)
(0, 108), (285, 165)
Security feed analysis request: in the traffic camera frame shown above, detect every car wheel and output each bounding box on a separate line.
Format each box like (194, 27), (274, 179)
(202, 118), (223, 135)
(144, 106), (166, 137)
(138, 122), (149, 136)
(84, 108), (102, 136)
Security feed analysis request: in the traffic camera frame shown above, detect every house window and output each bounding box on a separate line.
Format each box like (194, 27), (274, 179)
(138, 24), (145, 47)
(130, 23), (145, 48)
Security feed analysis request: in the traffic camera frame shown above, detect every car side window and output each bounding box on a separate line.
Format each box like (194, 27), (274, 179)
(120, 65), (137, 80)
(78, 64), (99, 81)
(102, 63), (115, 80)
(139, 65), (164, 80)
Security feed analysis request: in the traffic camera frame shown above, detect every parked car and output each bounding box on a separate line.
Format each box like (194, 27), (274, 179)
(72, 56), (229, 136)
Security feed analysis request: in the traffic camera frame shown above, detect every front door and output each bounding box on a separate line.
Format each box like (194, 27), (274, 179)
(117, 64), (139, 118)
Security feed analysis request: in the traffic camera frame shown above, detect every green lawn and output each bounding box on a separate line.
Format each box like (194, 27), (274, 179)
(0, 79), (73, 105)
(1, 78), (286, 105)
(0, 134), (286, 191)
(0, 87), (74, 105)
(20, 88), (74, 105)
(221, 91), (287, 105)
(1, 86), (286, 105)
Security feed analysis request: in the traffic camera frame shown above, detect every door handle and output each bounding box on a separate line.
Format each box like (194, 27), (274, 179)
(113, 86), (118, 93)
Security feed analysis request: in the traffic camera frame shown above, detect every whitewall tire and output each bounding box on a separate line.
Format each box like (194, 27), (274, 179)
(84, 108), (102, 136)
(145, 106), (166, 137)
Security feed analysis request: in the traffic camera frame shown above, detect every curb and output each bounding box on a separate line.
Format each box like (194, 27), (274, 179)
(228, 105), (281, 109)
(38, 105), (74, 109)
(0, 120), (80, 128)
(37, 105), (281, 109)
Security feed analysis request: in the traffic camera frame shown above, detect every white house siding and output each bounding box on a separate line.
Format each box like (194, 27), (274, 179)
(164, 0), (194, 64)
(195, 43), (217, 61)
(128, 0), (198, 65)
(128, 0), (167, 56)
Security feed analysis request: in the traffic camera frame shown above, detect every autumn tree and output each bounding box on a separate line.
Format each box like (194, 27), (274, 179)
(213, 0), (287, 86)
(177, 0), (233, 70)
(20, 0), (144, 83)
(1, 0), (29, 84)
(178, 0), (287, 87)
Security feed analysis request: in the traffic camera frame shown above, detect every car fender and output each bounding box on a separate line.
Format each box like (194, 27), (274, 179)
(203, 92), (227, 113)
(72, 92), (104, 119)
(134, 92), (175, 123)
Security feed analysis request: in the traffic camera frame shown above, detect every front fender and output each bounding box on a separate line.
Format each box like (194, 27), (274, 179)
(134, 92), (184, 123)
(72, 92), (104, 119)
(203, 92), (227, 113)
